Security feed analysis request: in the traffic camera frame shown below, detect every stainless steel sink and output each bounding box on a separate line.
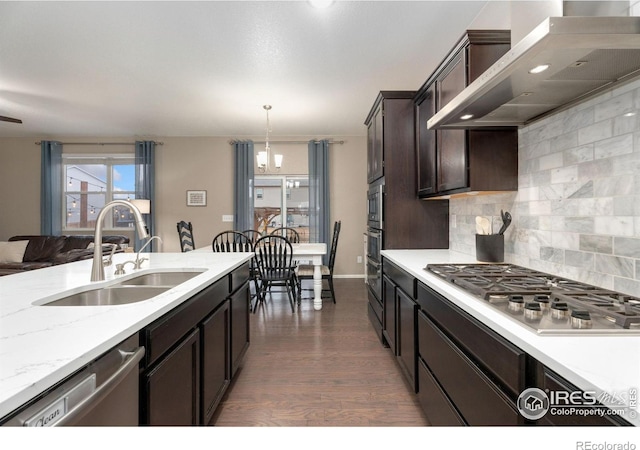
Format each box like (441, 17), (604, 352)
(40, 286), (170, 307)
(116, 270), (204, 287)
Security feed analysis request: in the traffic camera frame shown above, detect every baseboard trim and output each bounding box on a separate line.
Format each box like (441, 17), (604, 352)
(334, 274), (365, 279)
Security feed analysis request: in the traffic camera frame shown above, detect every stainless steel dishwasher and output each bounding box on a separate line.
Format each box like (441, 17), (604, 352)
(1, 334), (144, 426)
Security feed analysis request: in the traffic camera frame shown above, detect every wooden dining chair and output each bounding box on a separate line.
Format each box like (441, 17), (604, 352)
(241, 229), (262, 245)
(269, 227), (300, 243)
(296, 220), (341, 304)
(253, 235), (297, 313)
(176, 221), (195, 252)
(211, 230), (252, 252)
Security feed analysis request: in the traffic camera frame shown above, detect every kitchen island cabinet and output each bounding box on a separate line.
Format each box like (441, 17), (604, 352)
(140, 262), (250, 426)
(379, 249), (638, 427)
(0, 251), (253, 424)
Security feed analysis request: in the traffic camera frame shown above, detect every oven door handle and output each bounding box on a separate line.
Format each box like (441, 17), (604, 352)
(367, 257), (381, 269)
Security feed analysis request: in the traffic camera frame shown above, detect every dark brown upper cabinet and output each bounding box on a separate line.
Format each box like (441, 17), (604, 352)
(415, 30), (518, 199)
(365, 91), (449, 250)
(367, 102), (384, 183)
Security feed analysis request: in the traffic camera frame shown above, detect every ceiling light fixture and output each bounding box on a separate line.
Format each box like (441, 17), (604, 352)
(257, 105), (282, 173)
(529, 64), (550, 74)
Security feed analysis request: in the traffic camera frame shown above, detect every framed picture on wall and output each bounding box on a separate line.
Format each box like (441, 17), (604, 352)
(187, 190), (207, 207)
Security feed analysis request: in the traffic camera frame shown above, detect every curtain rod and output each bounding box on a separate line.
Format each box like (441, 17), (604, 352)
(228, 139), (344, 145)
(34, 141), (164, 146)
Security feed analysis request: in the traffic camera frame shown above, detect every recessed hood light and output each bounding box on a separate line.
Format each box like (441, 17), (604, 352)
(460, 114), (474, 120)
(528, 64), (550, 74)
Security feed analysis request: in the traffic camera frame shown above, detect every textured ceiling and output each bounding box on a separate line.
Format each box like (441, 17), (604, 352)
(0, 1), (494, 138)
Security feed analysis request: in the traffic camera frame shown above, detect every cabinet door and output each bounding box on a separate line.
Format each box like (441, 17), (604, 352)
(367, 120), (375, 183)
(437, 50), (468, 193)
(382, 274), (397, 354)
(200, 301), (230, 426)
(144, 329), (200, 426)
(416, 86), (437, 196)
(397, 287), (417, 392)
(368, 104), (384, 183)
(230, 281), (250, 377)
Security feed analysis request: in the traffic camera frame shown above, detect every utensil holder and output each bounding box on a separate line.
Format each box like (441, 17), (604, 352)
(475, 234), (504, 263)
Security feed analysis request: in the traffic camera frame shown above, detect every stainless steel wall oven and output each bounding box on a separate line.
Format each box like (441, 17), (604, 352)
(366, 180), (384, 301)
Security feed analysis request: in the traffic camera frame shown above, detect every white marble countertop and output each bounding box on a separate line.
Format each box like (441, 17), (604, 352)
(382, 249), (640, 426)
(0, 251), (253, 420)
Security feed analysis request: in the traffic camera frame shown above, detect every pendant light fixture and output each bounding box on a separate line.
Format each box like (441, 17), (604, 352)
(257, 105), (282, 173)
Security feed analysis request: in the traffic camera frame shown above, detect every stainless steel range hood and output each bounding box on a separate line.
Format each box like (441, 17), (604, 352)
(427, 16), (640, 129)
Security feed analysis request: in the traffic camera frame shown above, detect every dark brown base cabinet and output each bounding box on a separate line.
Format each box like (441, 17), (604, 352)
(144, 329), (201, 425)
(139, 263), (250, 426)
(375, 261), (629, 426)
(536, 367), (632, 427)
(382, 260), (418, 393)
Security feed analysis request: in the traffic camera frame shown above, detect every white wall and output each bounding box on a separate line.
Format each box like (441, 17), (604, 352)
(0, 135), (367, 277)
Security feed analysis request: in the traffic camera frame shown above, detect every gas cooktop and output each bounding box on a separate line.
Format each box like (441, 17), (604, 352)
(425, 263), (640, 335)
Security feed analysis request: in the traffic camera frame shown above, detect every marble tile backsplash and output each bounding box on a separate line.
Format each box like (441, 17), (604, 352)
(449, 78), (640, 296)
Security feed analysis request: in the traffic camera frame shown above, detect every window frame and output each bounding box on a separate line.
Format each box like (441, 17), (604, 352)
(62, 154), (136, 232)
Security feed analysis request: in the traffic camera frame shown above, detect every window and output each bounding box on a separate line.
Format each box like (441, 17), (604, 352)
(63, 155), (136, 231)
(254, 175), (309, 241)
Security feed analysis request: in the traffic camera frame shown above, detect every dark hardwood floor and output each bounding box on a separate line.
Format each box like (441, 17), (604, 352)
(212, 278), (429, 426)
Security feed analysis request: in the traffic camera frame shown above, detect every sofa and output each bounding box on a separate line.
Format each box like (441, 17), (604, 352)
(0, 235), (130, 276)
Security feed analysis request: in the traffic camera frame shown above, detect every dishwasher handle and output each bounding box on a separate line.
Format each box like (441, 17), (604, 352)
(54, 346), (145, 427)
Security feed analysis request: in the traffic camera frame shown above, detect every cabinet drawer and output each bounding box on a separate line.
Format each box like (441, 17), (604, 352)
(230, 262), (250, 293)
(368, 288), (383, 323)
(419, 312), (521, 425)
(417, 282), (525, 397)
(417, 358), (465, 426)
(143, 277), (229, 367)
(536, 368), (630, 426)
(383, 259), (414, 297)
(367, 303), (384, 344)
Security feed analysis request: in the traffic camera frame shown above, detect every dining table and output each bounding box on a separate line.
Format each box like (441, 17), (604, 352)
(194, 242), (328, 310)
(290, 242), (327, 311)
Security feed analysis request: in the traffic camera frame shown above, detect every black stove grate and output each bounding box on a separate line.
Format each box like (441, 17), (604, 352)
(425, 263), (640, 330)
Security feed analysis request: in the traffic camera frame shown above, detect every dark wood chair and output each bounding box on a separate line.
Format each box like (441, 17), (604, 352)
(269, 227), (300, 243)
(253, 235), (297, 313)
(241, 229), (262, 245)
(176, 221), (195, 252)
(296, 220), (341, 304)
(211, 231), (252, 252)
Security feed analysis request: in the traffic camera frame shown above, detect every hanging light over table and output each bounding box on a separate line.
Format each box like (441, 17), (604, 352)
(257, 105), (282, 173)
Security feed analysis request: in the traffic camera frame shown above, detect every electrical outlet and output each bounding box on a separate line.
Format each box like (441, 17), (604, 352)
(222, 215), (234, 222)
(357, 256), (363, 263)
(451, 214), (457, 228)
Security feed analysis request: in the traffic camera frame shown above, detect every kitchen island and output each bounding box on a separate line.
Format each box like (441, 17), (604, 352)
(0, 251), (253, 422)
(381, 249), (640, 427)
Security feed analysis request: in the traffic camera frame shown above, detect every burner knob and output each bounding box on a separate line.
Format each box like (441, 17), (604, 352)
(524, 302), (543, 320)
(551, 301), (569, 320)
(508, 295), (525, 312)
(534, 294), (551, 310)
(571, 310), (593, 329)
